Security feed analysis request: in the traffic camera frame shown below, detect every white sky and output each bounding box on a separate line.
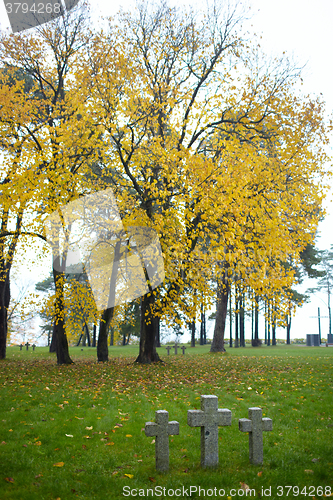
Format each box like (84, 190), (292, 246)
(1, 0), (333, 342)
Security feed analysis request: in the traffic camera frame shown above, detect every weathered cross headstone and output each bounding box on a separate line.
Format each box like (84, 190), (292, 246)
(187, 395), (232, 467)
(181, 346), (186, 355)
(25, 342), (29, 351)
(32, 344), (36, 351)
(173, 344), (178, 355)
(239, 407), (272, 464)
(166, 346), (172, 355)
(145, 410), (179, 471)
(19, 344), (22, 351)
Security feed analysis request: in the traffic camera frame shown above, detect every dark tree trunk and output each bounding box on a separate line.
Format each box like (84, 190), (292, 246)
(210, 276), (229, 352)
(190, 320), (195, 347)
(92, 324), (96, 347)
(252, 294), (261, 346)
(229, 288), (233, 347)
(200, 303), (205, 345)
(77, 333), (83, 346)
(109, 326), (114, 346)
(155, 316), (161, 347)
(53, 266), (73, 365)
(135, 293), (162, 363)
(267, 300), (271, 346)
(240, 294), (245, 347)
(286, 314), (291, 344)
(272, 302), (276, 346)
(264, 300), (267, 344)
(97, 307), (114, 361)
(0, 275), (10, 360)
(235, 296), (239, 348)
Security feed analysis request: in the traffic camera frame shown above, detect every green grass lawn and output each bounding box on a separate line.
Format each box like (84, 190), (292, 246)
(0, 345), (332, 499)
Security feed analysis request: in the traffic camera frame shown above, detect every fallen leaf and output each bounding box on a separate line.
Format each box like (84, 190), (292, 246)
(106, 442), (115, 446)
(54, 448), (60, 451)
(23, 444), (27, 447)
(4, 477), (14, 483)
(83, 436), (91, 439)
(183, 468), (189, 473)
(311, 458), (320, 462)
(126, 434), (132, 438)
(149, 477), (156, 482)
(85, 426), (93, 430)
(45, 387), (50, 391)
(53, 462), (64, 467)
(65, 434), (73, 438)
(124, 474), (133, 479)
(240, 482), (250, 491)
(34, 441), (42, 446)
(1, 441), (6, 445)
(111, 471), (118, 476)
(35, 474), (43, 479)
(304, 469), (314, 474)
(257, 471), (263, 477)
(151, 439), (155, 444)
(75, 416), (83, 420)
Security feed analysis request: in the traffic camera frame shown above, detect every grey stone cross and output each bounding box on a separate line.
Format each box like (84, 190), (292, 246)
(239, 407), (272, 464)
(187, 395), (232, 467)
(166, 346), (171, 355)
(145, 410), (179, 471)
(25, 342), (29, 351)
(173, 344), (178, 355)
(181, 346), (186, 355)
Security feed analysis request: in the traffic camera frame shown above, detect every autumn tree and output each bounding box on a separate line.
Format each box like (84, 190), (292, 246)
(0, 3), (104, 363)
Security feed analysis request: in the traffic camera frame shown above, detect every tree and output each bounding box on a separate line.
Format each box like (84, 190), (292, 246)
(1, 3), (102, 363)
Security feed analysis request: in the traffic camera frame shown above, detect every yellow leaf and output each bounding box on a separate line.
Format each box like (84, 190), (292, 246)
(124, 474), (133, 479)
(126, 434), (132, 437)
(34, 441), (42, 446)
(53, 462), (65, 467)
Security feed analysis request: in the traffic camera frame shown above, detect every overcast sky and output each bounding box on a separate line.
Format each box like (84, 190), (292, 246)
(1, 0), (332, 341)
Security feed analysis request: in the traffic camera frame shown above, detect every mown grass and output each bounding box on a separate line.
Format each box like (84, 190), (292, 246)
(0, 345), (332, 499)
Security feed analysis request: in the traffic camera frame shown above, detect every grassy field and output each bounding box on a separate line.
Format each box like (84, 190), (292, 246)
(0, 344), (332, 499)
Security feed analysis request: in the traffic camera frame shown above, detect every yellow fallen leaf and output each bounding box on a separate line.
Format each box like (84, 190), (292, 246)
(240, 482), (250, 491)
(5, 477), (14, 483)
(53, 462), (65, 467)
(85, 426), (93, 430)
(34, 441), (42, 446)
(304, 469), (314, 474)
(257, 471), (263, 477)
(126, 434), (132, 437)
(75, 416), (83, 420)
(106, 442), (115, 446)
(124, 474), (133, 479)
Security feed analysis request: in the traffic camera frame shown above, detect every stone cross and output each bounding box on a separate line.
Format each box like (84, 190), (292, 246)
(166, 346), (172, 355)
(19, 344), (22, 351)
(32, 344), (36, 351)
(25, 342), (29, 351)
(187, 395), (232, 467)
(239, 407), (272, 464)
(145, 410), (179, 471)
(181, 346), (186, 355)
(173, 344), (178, 355)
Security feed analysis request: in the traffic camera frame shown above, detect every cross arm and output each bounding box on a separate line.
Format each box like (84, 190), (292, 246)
(217, 409), (232, 426)
(168, 421), (179, 435)
(145, 422), (157, 437)
(239, 418), (252, 433)
(187, 410), (204, 427)
(262, 418), (273, 432)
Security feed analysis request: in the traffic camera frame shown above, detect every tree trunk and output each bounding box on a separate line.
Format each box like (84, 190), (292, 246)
(53, 266), (73, 365)
(240, 293), (245, 347)
(92, 324), (97, 347)
(191, 320), (195, 347)
(155, 316), (161, 347)
(235, 296), (239, 348)
(286, 314), (291, 344)
(210, 277), (229, 352)
(109, 326), (114, 346)
(229, 288), (233, 348)
(0, 276), (10, 360)
(135, 293), (162, 363)
(97, 307), (114, 361)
